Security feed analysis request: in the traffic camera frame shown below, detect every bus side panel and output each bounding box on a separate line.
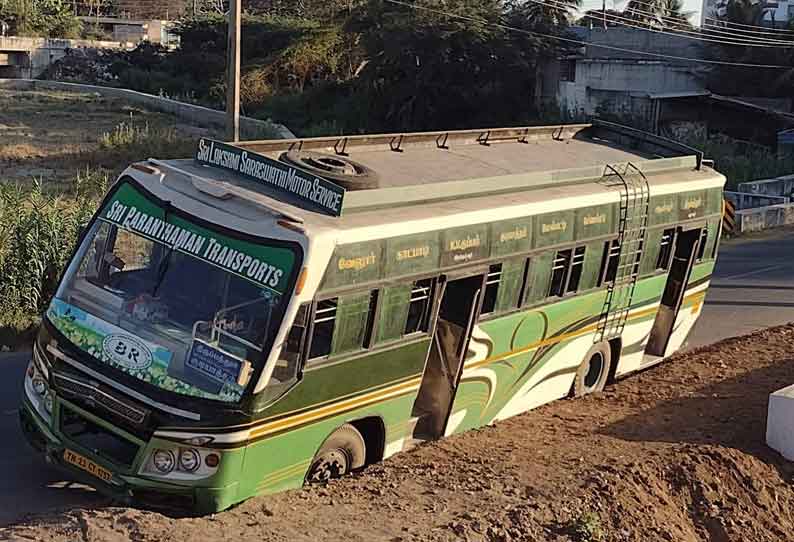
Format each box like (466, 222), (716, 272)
(236, 339), (430, 500)
(444, 260), (716, 435)
(445, 289), (607, 436)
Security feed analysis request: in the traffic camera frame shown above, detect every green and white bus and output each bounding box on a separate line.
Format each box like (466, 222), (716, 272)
(20, 121), (724, 513)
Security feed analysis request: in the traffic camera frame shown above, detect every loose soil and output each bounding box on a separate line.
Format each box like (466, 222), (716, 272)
(0, 89), (214, 186)
(3, 324), (794, 541)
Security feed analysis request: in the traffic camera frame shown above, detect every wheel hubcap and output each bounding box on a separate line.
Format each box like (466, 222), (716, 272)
(307, 449), (349, 483)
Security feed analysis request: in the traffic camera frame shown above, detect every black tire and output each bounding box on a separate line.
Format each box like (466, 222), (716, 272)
(279, 150), (379, 190)
(305, 423), (366, 484)
(572, 342), (612, 397)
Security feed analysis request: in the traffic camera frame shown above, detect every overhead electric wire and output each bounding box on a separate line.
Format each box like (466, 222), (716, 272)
(574, 0), (794, 44)
(700, 18), (794, 37)
(704, 15), (794, 33)
(702, 20), (794, 38)
(531, 0), (794, 47)
(384, 0), (792, 68)
(614, 0), (794, 37)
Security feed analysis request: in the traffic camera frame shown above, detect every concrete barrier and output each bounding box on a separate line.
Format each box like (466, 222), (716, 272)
(767, 384), (794, 461)
(735, 202), (794, 233)
(0, 78), (294, 140)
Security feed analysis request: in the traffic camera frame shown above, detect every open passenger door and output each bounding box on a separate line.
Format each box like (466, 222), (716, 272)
(412, 273), (484, 439)
(645, 227), (702, 356)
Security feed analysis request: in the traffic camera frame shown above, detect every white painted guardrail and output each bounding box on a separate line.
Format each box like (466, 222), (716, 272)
(723, 174), (794, 234)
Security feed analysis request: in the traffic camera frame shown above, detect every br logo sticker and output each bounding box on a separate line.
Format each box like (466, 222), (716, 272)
(102, 334), (154, 371)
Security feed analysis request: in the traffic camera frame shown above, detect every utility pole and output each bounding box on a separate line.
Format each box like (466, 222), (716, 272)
(226, 0), (241, 142)
(602, 0), (607, 29)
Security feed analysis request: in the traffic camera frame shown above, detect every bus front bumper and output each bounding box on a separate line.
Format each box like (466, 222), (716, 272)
(19, 398), (239, 515)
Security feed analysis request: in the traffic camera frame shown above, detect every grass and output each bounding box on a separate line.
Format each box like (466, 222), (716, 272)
(567, 510), (605, 542)
(695, 135), (794, 191)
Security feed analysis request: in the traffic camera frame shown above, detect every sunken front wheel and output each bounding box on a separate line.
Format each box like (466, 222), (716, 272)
(305, 424), (366, 484)
(572, 342), (612, 397)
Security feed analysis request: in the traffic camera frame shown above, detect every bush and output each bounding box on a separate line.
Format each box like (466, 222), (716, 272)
(93, 119), (197, 170)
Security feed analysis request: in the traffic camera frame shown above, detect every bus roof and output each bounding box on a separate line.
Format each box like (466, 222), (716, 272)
(152, 121), (718, 235)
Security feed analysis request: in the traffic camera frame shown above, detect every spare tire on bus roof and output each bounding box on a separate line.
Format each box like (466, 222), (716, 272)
(279, 150), (379, 190)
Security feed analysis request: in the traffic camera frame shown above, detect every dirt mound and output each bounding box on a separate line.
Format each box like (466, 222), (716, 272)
(4, 325), (794, 542)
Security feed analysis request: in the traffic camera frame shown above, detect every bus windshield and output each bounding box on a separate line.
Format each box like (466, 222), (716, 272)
(48, 181), (300, 404)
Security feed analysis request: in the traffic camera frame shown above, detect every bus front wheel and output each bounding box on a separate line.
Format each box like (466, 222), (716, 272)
(572, 342), (612, 397)
(306, 424), (366, 484)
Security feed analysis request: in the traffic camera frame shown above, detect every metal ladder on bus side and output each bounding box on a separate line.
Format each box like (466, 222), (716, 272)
(595, 162), (650, 343)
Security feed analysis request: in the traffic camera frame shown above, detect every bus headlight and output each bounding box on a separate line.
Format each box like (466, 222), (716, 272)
(142, 445), (221, 479)
(152, 449), (176, 473)
(43, 392), (54, 414)
(32, 377), (48, 396)
(178, 448), (201, 473)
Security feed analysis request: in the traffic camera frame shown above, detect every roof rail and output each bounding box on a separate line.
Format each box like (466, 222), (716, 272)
(588, 120), (704, 170)
(235, 124), (592, 156)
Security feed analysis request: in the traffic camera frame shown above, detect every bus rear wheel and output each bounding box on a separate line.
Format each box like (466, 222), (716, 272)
(572, 342), (612, 397)
(306, 424), (366, 484)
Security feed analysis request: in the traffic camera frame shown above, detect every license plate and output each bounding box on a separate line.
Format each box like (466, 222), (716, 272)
(63, 449), (113, 483)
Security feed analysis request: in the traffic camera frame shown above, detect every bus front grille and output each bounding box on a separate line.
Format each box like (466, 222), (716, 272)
(53, 372), (149, 425)
(60, 404), (140, 469)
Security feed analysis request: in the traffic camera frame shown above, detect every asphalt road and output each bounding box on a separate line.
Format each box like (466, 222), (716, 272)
(0, 352), (102, 526)
(688, 231), (794, 347)
(0, 233), (792, 526)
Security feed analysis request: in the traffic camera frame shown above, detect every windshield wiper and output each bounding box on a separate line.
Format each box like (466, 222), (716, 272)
(150, 201), (175, 298)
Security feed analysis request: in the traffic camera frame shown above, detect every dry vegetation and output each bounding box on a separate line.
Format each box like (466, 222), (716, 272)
(0, 89), (215, 188)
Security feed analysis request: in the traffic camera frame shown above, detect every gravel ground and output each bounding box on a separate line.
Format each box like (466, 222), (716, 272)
(3, 325), (794, 542)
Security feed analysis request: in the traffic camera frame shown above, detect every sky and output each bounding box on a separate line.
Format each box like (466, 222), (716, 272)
(578, 0), (703, 25)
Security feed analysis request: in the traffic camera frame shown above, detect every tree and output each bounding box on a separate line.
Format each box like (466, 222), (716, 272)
(576, 9), (625, 28)
(0, 0), (82, 38)
(623, 0), (693, 29)
(705, 0), (794, 97)
(347, 0), (579, 132)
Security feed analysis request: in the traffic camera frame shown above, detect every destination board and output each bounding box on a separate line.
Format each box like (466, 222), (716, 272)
(195, 138), (346, 217)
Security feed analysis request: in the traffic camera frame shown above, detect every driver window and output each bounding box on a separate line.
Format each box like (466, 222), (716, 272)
(274, 304), (309, 383)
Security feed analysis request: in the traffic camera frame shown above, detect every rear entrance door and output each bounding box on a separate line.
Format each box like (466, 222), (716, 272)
(646, 227), (702, 356)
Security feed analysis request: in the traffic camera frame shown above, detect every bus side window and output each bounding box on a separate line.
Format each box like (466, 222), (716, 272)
(549, 246), (586, 297)
(598, 239), (620, 286)
(481, 257), (527, 317)
(566, 246), (586, 294)
(309, 298), (338, 360)
(494, 258), (525, 313)
(524, 253), (552, 305)
(656, 228), (676, 270)
(481, 264), (502, 315)
(548, 249), (572, 297)
(330, 290), (379, 357)
(405, 278), (434, 334)
(696, 228), (708, 261)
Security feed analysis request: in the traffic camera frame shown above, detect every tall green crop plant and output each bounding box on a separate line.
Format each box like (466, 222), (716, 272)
(0, 170), (106, 327)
